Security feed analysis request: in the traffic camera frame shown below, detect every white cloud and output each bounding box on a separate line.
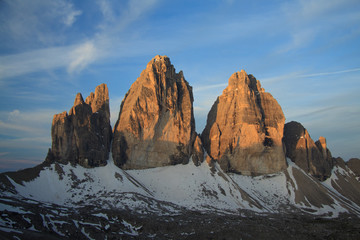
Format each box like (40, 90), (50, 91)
(0, 109), (55, 137)
(67, 41), (98, 74)
(0, 41), (99, 80)
(64, 9), (82, 26)
(0, 0), (82, 47)
(0, 45), (74, 80)
(193, 83), (227, 92)
(261, 67), (360, 84)
(97, 0), (116, 24)
(8, 109), (21, 121)
(299, 67), (360, 78)
(0, 0), (160, 81)
(278, 0), (360, 53)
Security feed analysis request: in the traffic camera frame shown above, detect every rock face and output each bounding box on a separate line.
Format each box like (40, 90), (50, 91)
(201, 70), (287, 175)
(283, 121), (333, 181)
(46, 84), (112, 167)
(192, 135), (204, 166)
(347, 158), (360, 177)
(112, 55), (197, 169)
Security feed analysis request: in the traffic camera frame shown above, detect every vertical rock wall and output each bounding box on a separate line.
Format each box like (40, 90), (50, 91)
(47, 84), (112, 167)
(201, 70), (287, 175)
(112, 55), (198, 169)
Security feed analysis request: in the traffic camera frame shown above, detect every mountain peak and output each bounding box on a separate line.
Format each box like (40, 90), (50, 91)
(85, 83), (110, 119)
(112, 55), (199, 169)
(202, 71), (286, 175)
(73, 93), (84, 106)
(47, 84), (112, 167)
(284, 122), (333, 181)
(143, 55), (179, 81)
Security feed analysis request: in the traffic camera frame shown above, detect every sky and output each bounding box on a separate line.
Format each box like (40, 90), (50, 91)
(0, 0), (359, 172)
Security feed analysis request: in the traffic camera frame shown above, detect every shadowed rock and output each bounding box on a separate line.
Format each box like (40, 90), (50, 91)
(46, 83), (112, 167)
(201, 70), (287, 175)
(192, 135), (204, 166)
(347, 158), (360, 177)
(283, 121), (333, 181)
(112, 55), (198, 169)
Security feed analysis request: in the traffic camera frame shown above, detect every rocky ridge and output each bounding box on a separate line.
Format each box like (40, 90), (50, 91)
(283, 121), (333, 181)
(347, 158), (360, 178)
(201, 70), (287, 175)
(46, 83), (112, 168)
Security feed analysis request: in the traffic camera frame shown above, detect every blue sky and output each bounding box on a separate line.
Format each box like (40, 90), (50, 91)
(0, 0), (359, 171)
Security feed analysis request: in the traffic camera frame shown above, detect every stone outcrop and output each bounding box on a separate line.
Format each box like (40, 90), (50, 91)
(192, 135), (204, 166)
(201, 70), (287, 175)
(347, 158), (360, 177)
(46, 84), (112, 167)
(112, 55), (198, 169)
(283, 121), (333, 181)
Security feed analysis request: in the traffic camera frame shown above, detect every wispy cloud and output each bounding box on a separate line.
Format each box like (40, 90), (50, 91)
(63, 8), (82, 26)
(299, 67), (360, 78)
(67, 41), (98, 74)
(286, 106), (340, 120)
(262, 67), (360, 84)
(0, 45), (76, 80)
(278, 0), (360, 53)
(0, 0), (82, 48)
(193, 83), (227, 92)
(0, 109), (55, 137)
(0, 152), (9, 157)
(0, 0), (159, 81)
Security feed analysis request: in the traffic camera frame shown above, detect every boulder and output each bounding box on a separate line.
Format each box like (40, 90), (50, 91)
(201, 70), (287, 175)
(112, 55), (197, 169)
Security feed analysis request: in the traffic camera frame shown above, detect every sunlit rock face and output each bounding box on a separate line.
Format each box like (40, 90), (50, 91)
(283, 121), (333, 181)
(201, 70), (287, 175)
(46, 84), (112, 167)
(112, 55), (198, 169)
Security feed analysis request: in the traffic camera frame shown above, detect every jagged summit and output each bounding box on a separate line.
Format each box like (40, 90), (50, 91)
(283, 121), (333, 181)
(73, 92), (84, 106)
(112, 55), (200, 169)
(201, 70), (287, 175)
(85, 83), (110, 118)
(46, 83), (112, 168)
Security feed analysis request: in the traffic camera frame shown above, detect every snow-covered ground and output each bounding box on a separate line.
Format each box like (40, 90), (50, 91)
(2, 156), (359, 217)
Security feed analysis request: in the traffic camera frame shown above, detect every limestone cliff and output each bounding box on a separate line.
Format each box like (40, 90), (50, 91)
(46, 84), (112, 167)
(201, 70), (287, 175)
(112, 55), (198, 169)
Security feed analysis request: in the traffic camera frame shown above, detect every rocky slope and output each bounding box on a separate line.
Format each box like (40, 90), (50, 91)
(347, 158), (360, 178)
(201, 70), (287, 175)
(112, 55), (198, 169)
(284, 121), (333, 181)
(1, 158), (359, 239)
(46, 83), (112, 168)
